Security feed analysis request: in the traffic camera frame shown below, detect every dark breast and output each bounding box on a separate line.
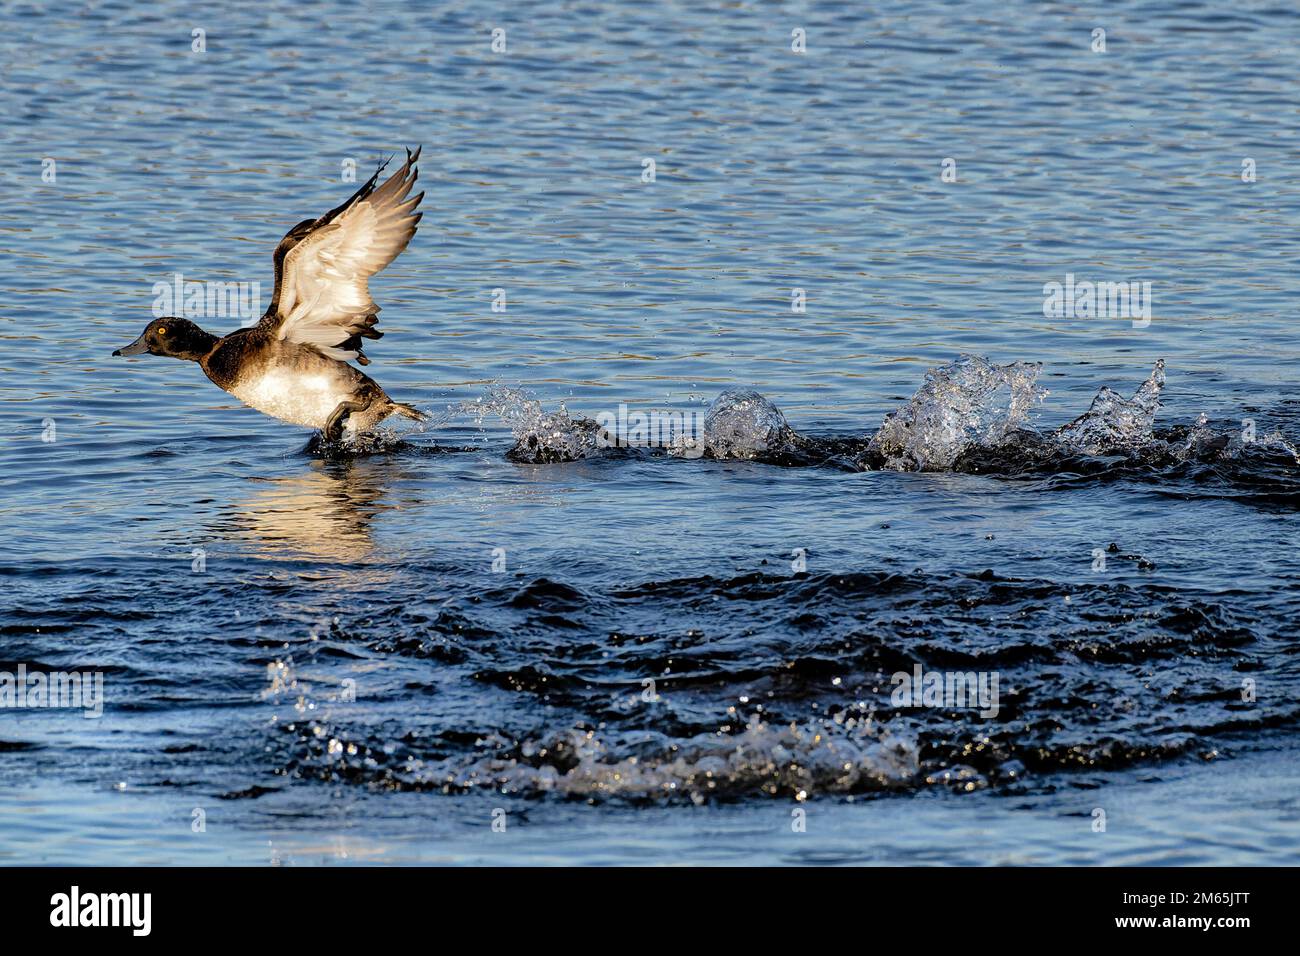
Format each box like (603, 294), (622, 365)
(201, 326), (273, 391)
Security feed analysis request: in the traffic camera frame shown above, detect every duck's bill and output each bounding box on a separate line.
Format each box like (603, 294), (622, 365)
(112, 334), (149, 356)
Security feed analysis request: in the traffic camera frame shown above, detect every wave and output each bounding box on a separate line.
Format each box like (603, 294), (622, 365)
(251, 567), (1300, 804)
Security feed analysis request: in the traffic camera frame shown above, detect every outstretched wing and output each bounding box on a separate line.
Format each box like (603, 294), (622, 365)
(260, 146), (423, 364)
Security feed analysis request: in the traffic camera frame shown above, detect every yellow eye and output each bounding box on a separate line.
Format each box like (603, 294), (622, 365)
(158, 326), (167, 335)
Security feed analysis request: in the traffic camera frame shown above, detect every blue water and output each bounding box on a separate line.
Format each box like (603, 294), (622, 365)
(2, 0), (1300, 864)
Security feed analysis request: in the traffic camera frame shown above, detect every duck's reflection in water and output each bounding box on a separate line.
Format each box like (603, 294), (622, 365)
(222, 458), (410, 563)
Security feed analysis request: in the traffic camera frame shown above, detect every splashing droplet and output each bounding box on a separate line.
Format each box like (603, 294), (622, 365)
(1056, 359), (1165, 454)
(865, 355), (1048, 470)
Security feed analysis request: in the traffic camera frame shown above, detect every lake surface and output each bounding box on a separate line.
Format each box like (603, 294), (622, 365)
(2, 0), (1299, 865)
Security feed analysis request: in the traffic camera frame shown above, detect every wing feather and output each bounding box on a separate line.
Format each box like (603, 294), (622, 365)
(260, 147), (423, 363)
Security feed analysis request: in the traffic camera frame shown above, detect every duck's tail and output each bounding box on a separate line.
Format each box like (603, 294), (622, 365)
(390, 401), (427, 423)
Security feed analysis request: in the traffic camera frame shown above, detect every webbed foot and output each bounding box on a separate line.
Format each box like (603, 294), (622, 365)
(324, 400), (368, 443)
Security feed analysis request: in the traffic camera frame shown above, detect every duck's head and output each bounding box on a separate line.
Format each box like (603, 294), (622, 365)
(113, 317), (215, 362)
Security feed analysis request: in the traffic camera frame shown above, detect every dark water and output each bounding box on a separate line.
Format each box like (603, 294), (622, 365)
(3, 1), (1300, 864)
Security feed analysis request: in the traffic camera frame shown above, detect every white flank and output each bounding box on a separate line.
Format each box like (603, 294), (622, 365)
(230, 369), (347, 429)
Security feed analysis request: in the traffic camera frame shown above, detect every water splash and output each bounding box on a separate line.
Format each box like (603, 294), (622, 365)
(494, 713), (919, 802)
(334, 709), (922, 803)
(865, 355), (1048, 471)
(695, 388), (802, 460)
(303, 430), (407, 457)
(464, 386), (607, 463)
(302, 402), (459, 457)
(1055, 359), (1165, 455)
(1244, 429), (1300, 465)
(344, 363), (1298, 482)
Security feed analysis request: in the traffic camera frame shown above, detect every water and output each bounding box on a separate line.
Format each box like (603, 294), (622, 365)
(2, 0), (1300, 865)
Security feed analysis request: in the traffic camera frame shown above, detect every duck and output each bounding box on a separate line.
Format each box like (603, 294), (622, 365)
(114, 147), (427, 442)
